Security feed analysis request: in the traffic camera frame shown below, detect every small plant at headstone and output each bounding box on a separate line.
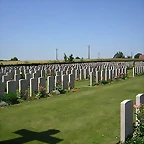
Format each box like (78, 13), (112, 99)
(36, 86), (47, 98)
(68, 82), (71, 89)
(16, 89), (22, 99)
(50, 90), (60, 96)
(25, 86), (30, 101)
(55, 80), (65, 94)
(133, 103), (144, 137)
(94, 82), (99, 86)
(108, 78), (112, 83)
(16, 89), (24, 103)
(100, 80), (109, 85)
(100, 77), (108, 85)
(2, 93), (19, 105)
(120, 72), (126, 80)
(124, 137), (144, 144)
(136, 72), (144, 77)
(114, 76), (119, 81)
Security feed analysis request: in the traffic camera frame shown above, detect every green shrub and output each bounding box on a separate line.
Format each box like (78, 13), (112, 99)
(136, 72), (144, 77)
(124, 137), (144, 144)
(55, 81), (66, 94)
(120, 72), (126, 80)
(94, 83), (99, 86)
(133, 103), (144, 137)
(114, 76), (119, 81)
(108, 78), (112, 83)
(36, 86), (47, 98)
(100, 79), (109, 85)
(2, 93), (19, 105)
(123, 103), (144, 144)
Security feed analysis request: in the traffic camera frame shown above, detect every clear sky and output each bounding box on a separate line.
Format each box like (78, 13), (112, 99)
(0, 0), (144, 60)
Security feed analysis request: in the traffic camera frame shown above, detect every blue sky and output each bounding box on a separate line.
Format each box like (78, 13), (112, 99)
(0, 0), (144, 60)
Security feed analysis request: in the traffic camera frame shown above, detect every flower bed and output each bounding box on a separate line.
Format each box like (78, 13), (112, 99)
(120, 94), (144, 144)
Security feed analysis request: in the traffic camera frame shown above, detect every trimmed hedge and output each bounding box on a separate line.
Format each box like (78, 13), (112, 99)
(0, 58), (143, 67)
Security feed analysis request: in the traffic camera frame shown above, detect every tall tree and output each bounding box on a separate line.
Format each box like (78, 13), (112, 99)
(64, 53), (68, 62)
(134, 53), (142, 59)
(10, 57), (18, 61)
(113, 51), (125, 58)
(68, 54), (74, 63)
(64, 53), (74, 63)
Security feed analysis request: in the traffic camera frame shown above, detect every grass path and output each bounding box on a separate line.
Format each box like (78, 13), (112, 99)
(0, 76), (144, 144)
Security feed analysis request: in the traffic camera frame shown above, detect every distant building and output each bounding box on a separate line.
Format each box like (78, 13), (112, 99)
(139, 54), (144, 59)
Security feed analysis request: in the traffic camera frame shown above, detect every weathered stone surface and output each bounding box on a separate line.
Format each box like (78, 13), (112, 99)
(19, 79), (29, 99)
(0, 82), (5, 98)
(30, 78), (38, 97)
(90, 72), (94, 86)
(38, 77), (46, 88)
(120, 100), (133, 143)
(55, 75), (61, 87)
(2, 75), (9, 84)
(14, 74), (21, 90)
(47, 76), (55, 93)
(96, 71), (100, 83)
(7, 80), (17, 94)
(62, 75), (69, 90)
(69, 74), (74, 89)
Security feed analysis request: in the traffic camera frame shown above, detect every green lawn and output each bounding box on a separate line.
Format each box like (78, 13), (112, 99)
(0, 76), (144, 144)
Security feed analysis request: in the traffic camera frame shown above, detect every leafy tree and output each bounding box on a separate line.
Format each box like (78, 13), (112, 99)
(113, 51), (125, 58)
(134, 53), (142, 59)
(68, 54), (74, 63)
(75, 56), (80, 59)
(64, 53), (68, 62)
(64, 53), (74, 63)
(10, 57), (18, 61)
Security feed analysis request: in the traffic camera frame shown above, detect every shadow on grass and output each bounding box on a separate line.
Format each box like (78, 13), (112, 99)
(0, 129), (63, 144)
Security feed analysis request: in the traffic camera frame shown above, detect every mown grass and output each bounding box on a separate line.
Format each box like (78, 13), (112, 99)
(0, 76), (144, 144)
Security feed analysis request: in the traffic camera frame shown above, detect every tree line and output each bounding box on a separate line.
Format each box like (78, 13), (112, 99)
(113, 52), (143, 59)
(2, 52), (143, 62)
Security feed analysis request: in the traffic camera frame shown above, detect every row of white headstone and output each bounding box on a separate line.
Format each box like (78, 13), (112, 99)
(0, 61), (136, 79)
(0, 73), (75, 98)
(0, 65), (130, 82)
(0, 61), (143, 81)
(0, 65), (144, 98)
(1, 61), (143, 82)
(0, 63), (130, 94)
(133, 66), (144, 77)
(0, 66), (129, 97)
(89, 68), (128, 86)
(120, 93), (144, 142)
